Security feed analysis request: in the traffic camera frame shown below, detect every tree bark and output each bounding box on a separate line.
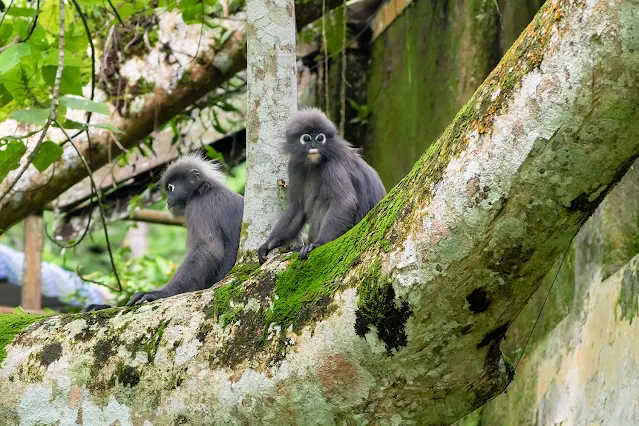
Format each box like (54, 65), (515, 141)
(1, 0), (638, 424)
(240, 0), (298, 254)
(0, 0), (342, 234)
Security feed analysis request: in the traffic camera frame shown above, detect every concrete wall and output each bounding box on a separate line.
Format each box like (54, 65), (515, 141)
(365, 0), (544, 188)
(458, 161), (639, 425)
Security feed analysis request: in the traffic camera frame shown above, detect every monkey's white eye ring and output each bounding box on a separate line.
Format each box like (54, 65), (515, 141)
(300, 134), (312, 144)
(168, 184), (175, 192)
(316, 133), (326, 143)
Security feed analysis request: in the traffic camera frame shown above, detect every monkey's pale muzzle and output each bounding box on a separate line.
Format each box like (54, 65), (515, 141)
(308, 148), (320, 162)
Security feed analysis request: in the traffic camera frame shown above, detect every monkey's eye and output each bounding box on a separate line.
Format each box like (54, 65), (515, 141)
(167, 183), (175, 192)
(300, 134), (312, 144)
(316, 133), (326, 143)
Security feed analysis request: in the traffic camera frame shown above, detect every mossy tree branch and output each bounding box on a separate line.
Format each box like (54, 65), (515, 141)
(1, 0), (638, 424)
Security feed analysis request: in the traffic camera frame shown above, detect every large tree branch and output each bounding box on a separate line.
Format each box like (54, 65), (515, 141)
(1, 0), (638, 423)
(0, 0), (342, 233)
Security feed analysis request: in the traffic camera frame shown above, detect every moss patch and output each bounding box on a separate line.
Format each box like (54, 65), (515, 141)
(0, 314), (49, 365)
(211, 283), (245, 326)
(618, 261), (639, 323)
(353, 261), (412, 354)
(143, 320), (168, 363)
(38, 342), (62, 368)
(117, 365), (141, 387)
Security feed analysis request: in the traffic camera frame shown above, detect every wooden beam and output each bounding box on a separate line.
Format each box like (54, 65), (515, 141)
(0, 306), (47, 315)
(128, 209), (185, 226)
(371, 0), (414, 42)
(22, 213), (43, 311)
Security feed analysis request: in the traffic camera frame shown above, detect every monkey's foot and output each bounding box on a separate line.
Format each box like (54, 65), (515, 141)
(81, 304), (113, 312)
(258, 244), (271, 265)
(298, 243), (320, 260)
(126, 290), (167, 306)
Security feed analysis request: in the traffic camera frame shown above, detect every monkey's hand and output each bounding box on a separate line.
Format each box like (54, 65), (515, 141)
(126, 290), (168, 306)
(298, 243), (320, 260)
(81, 304), (113, 312)
(258, 243), (271, 265)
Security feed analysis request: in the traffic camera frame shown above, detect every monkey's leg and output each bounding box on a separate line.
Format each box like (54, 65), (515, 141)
(299, 201), (356, 260)
(258, 206), (305, 264)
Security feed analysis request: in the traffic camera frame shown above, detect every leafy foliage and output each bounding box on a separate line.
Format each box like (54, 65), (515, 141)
(0, 0), (246, 187)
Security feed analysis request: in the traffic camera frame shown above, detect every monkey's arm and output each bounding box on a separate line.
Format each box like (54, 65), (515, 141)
(299, 171), (358, 260)
(258, 204), (306, 264)
(127, 240), (225, 305)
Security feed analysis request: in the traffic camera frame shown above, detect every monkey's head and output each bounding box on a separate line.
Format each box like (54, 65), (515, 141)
(161, 153), (224, 217)
(285, 108), (341, 164)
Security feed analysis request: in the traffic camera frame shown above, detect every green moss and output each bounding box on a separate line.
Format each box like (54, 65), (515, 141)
(0, 314), (48, 365)
(227, 262), (261, 283)
(212, 283), (245, 326)
(117, 365), (141, 387)
(38, 342), (63, 368)
(618, 260), (639, 323)
(353, 260), (412, 354)
(143, 320), (168, 363)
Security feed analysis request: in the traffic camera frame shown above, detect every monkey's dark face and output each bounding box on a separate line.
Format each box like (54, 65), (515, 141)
(285, 108), (340, 165)
(162, 168), (202, 217)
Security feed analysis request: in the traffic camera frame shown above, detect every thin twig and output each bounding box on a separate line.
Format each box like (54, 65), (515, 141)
(322, 0), (330, 117)
(0, 0), (14, 27)
(76, 266), (121, 292)
(187, 0), (204, 65)
(0, 0), (65, 207)
(106, 0), (123, 25)
(21, 0), (40, 43)
(339, 0), (347, 136)
(44, 203), (93, 249)
(55, 120), (123, 292)
(11, 163), (55, 192)
(514, 238), (573, 371)
(69, 0), (96, 171)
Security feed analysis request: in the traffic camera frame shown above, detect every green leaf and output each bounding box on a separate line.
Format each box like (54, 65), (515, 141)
(0, 83), (13, 108)
(59, 96), (110, 115)
(42, 66), (84, 96)
(26, 25), (49, 51)
(0, 23), (13, 44)
(61, 119), (123, 134)
(0, 141), (27, 183)
(90, 123), (123, 133)
(9, 108), (50, 126)
(32, 141), (64, 172)
(1, 130), (40, 142)
(6, 7), (36, 17)
(119, 3), (135, 20)
(0, 43), (31, 74)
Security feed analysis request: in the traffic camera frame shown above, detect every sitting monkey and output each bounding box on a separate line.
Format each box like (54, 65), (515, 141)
(83, 153), (243, 311)
(258, 108), (386, 264)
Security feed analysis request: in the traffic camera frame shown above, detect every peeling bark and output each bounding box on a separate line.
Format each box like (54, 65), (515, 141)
(0, 0), (343, 233)
(1, 0), (638, 424)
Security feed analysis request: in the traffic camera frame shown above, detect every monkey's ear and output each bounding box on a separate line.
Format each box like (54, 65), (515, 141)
(190, 168), (201, 180)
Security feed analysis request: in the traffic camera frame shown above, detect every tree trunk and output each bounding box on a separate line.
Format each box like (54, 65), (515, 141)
(240, 0), (298, 255)
(1, 0), (638, 424)
(0, 0), (342, 235)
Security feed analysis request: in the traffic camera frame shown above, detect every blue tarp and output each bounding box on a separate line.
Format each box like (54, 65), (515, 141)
(0, 244), (108, 307)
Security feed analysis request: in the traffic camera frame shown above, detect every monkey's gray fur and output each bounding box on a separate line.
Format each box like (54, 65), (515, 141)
(82, 153), (243, 311)
(258, 108), (386, 264)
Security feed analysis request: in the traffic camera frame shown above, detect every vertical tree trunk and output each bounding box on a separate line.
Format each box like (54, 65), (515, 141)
(22, 214), (43, 311)
(240, 0), (298, 256)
